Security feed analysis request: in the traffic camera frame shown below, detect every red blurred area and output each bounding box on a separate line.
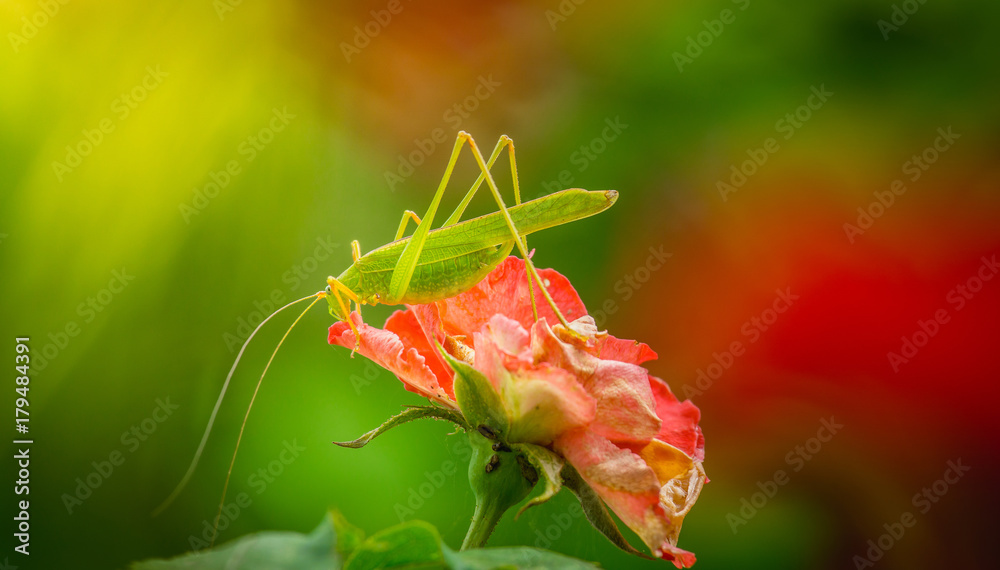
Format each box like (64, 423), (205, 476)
(611, 167), (999, 568)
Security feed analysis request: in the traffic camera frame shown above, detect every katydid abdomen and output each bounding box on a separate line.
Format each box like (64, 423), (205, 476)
(341, 242), (515, 305)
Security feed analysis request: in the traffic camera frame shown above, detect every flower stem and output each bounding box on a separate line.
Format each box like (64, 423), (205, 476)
(461, 495), (506, 550)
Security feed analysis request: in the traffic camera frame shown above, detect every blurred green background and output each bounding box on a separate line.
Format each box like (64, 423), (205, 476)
(2, 1), (998, 568)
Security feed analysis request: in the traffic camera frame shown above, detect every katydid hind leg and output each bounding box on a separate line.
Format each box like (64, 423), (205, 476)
(500, 135), (538, 320)
(350, 240), (361, 263)
(441, 135), (510, 227)
(463, 133), (576, 332)
(393, 211), (422, 241)
(433, 134), (539, 318)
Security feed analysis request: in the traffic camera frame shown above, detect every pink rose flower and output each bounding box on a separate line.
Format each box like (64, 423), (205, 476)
(330, 257), (706, 567)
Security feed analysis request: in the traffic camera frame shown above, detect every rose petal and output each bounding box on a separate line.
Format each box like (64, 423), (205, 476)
(434, 256), (588, 337)
(481, 313), (532, 362)
(594, 335), (659, 366)
(328, 312), (456, 408)
(385, 309), (455, 400)
(661, 544), (698, 569)
(649, 376), (705, 462)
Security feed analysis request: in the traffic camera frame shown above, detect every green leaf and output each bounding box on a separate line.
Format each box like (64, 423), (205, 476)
(560, 464), (650, 559)
(344, 520), (447, 570)
(331, 510), (366, 559)
(439, 349), (509, 441)
(446, 547), (602, 570)
(134, 511), (602, 570)
(132, 512), (342, 570)
(345, 517), (602, 570)
(511, 443), (564, 517)
(333, 405), (468, 448)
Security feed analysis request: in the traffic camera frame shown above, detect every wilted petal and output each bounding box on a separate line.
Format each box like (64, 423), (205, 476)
(589, 360), (662, 445)
(328, 312), (456, 408)
(660, 544), (698, 569)
(638, 439), (705, 567)
(637, 440), (705, 516)
(532, 319), (660, 445)
(555, 429), (696, 567)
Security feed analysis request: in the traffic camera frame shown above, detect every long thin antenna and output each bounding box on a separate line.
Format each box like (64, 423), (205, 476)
(210, 292), (325, 545)
(151, 292), (325, 517)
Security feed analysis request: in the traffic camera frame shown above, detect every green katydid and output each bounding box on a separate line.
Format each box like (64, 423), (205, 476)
(324, 132), (617, 342)
(152, 131), (617, 541)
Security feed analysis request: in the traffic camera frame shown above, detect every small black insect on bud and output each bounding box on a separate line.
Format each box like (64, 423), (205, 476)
(517, 455), (539, 486)
(477, 424), (499, 441)
(492, 442), (512, 453)
(484, 453), (501, 473)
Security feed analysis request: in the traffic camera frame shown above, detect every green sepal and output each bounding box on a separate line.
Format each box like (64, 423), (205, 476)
(438, 347), (509, 440)
(511, 443), (564, 518)
(333, 405), (468, 448)
(561, 463), (651, 559)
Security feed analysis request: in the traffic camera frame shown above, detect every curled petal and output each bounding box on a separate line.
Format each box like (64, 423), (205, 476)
(594, 335), (659, 366)
(328, 312), (456, 408)
(481, 313), (532, 363)
(661, 544), (698, 569)
(637, 440), (706, 519)
(384, 309), (456, 400)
